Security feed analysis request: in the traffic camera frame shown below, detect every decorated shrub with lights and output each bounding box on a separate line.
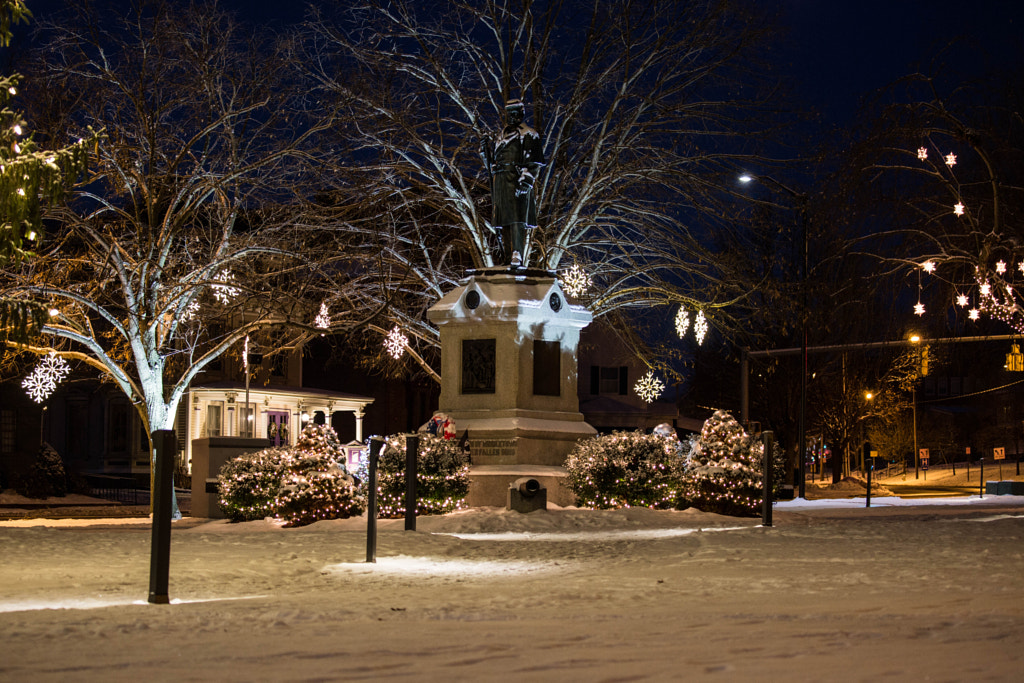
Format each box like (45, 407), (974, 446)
(678, 410), (762, 516)
(372, 433), (470, 517)
(564, 431), (683, 509)
(274, 424), (366, 527)
(218, 424), (365, 526)
(217, 447), (287, 522)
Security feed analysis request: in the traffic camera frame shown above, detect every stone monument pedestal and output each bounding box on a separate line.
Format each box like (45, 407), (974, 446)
(427, 268), (596, 504)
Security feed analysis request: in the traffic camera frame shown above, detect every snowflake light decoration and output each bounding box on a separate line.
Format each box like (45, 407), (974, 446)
(996, 260), (1007, 274)
(315, 302), (330, 330)
(674, 307), (690, 338)
(212, 269), (240, 304)
(1019, 261), (1024, 275)
(953, 202), (965, 216)
(694, 310), (708, 345)
(634, 370), (664, 403)
(945, 152), (957, 167)
(968, 308), (980, 321)
(917, 147), (928, 161)
(22, 352), (70, 403)
(180, 300), (201, 322)
(560, 263), (592, 298)
(956, 294), (969, 307)
(914, 302), (925, 316)
(384, 325), (408, 360)
(921, 261), (936, 273)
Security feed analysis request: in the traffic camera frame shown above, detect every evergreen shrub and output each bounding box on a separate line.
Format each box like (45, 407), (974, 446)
(217, 424), (365, 526)
(371, 433), (470, 517)
(564, 430), (683, 509)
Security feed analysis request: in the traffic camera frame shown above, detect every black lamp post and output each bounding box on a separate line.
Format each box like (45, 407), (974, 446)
(739, 174), (808, 498)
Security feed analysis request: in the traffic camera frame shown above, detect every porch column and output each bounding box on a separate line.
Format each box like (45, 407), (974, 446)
(354, 409), (364, 442)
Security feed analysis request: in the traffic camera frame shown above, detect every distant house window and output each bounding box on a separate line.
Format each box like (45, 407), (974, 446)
(207, 404), (222, 437)
(66, 400), (89, 460)
(238, 405), (255, 438)
(1, 409), (14, 453)
(590, 366), (628, 395)
(108, 400), (131, 454)
(271, 354), (287, 379)
(533, 340), (560, 396)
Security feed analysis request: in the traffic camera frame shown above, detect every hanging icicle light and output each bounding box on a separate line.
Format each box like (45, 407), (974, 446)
(674, 306), (690, 338)
(22, 353), (70, 403)
(694, 310), (708, 345)
(315, 302), (330, 331)
(634, 370), (665, 403)
(384, 326), (408, 360)
(559, 263), (591, 298)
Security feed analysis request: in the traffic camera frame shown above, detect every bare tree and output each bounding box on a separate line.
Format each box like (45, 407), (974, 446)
(301, 0), (782, 380)
(0, 2), (381, 511)
(849, 70), (1024, 335)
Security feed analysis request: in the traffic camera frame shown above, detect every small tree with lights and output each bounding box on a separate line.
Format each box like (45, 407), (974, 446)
(370, 433), (470, 518)
(678, 410), (762, 516)
(274, 424), (365, 527)
(564, 431), (684, 509)
(217, 446), (288, 522)
(217, 424), (364, 526)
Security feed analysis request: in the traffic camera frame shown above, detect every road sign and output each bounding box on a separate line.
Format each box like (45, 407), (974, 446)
(920, 448), (929, 459)
(966, 446), (971, 455)
(994, 447), (1005, 461)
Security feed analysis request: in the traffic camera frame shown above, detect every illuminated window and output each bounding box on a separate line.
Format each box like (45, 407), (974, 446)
(207, 404), (222, 437)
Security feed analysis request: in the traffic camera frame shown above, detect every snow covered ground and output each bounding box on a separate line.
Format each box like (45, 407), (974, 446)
(1, 497), (1022, 681)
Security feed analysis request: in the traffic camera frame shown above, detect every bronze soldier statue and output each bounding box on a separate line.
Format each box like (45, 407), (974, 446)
(481, 100), (545, 266)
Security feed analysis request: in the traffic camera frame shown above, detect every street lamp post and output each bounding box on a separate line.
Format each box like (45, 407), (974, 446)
(740, 173), (808, 497)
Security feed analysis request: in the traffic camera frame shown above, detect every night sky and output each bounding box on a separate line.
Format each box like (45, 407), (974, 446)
(15, 1), (1024, 133)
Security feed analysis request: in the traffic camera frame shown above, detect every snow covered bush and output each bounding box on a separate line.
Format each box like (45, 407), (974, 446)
(217, 447), (287, 522)
(217, 424), (364, 526)
(14, 443), (68, 499)
(564, 431), (683, 509)
(371, 433), (470, 517)
(274, 424), (366, 527)
(678, 410), (762, 516)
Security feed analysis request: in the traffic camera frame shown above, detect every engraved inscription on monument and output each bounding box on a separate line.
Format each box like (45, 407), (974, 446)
(471, 438), (518, 458)
(461, 338), (496, 394)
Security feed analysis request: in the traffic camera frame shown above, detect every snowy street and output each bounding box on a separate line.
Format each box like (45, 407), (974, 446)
(1, 499), (1023, 681)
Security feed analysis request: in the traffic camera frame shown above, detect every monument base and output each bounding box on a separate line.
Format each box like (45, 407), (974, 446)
(457, 414), (596, 467)
(466, 465), (575, 507)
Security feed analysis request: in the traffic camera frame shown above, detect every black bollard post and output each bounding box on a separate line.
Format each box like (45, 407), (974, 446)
(980, 458), (984, 498)
(148, 430), (176, 605)
(366, 438), (383, 563)
(761, 431), (773, 527)
(405, 434), (418, 531)
(866, 461), (872, 508)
